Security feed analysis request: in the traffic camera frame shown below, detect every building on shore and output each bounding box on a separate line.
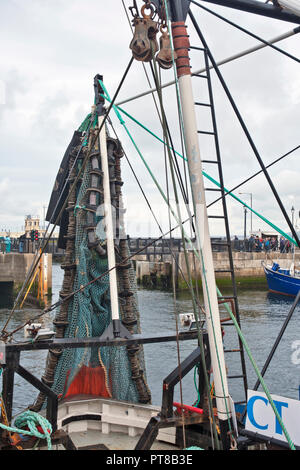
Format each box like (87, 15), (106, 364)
(0, 215), (59, 239)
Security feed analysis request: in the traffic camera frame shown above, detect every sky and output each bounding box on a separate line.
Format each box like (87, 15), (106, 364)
(0, 0), (300, 239)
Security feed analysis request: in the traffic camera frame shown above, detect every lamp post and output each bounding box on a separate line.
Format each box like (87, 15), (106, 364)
(243, 205), (247, 251)
(239, 192), (253, 234)
(291, 206), (295, 227)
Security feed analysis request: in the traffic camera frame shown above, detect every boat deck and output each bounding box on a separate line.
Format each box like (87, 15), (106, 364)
(35, 396), (181, 451)
(40, 429), (179, 451)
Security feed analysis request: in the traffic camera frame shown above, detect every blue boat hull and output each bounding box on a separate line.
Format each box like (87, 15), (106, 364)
(263, 264), (300, 297)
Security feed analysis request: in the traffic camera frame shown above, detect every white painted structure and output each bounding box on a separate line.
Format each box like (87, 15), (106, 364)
(278, 0), (300, 17)
(57, 397), (176, 444)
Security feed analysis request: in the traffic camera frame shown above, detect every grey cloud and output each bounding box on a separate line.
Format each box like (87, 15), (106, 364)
(0, 0), (299, 238)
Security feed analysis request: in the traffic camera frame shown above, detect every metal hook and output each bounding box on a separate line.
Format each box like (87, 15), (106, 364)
(129, 0), (139, 18)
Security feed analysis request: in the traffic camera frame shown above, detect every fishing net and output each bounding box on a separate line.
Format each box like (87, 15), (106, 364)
(34, 119), (151, 409)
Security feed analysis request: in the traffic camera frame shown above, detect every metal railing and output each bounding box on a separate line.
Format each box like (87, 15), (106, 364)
(0, 238), (65, 256)
(2, 236), (284, 257)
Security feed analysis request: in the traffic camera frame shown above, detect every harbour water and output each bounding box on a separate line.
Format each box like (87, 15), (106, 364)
(0, 262), (299, 418)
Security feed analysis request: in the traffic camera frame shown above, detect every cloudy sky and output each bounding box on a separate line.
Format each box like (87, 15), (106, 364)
(1, 0), (300, 240)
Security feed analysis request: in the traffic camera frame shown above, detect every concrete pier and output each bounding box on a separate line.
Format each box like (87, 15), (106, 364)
(0, 253), (52, 294)
(135, 251), (299, 290)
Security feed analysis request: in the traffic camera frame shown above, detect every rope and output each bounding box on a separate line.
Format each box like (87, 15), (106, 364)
(100, 78), (227, 446)
(1, 57), (134, 339)
(0, 410), (53, 450)
(100, 78), (295, 450)
(78, 113), (91, 132)
(215, 285), (296, 450)
(184, 446), (203, 450)
(101, 96), (296, 247)
(160, 0), (234, 438)
(152, 51), (188, 448)
(191, 0), (300, 65)
(74, 204), (87, 216)
(0, 368), (52, 450)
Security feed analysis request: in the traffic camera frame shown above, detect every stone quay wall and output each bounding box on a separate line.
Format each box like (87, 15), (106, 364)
(134, 251), (299, 290)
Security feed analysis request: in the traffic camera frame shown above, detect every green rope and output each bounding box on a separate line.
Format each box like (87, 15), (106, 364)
(0, 411), (53, 450)
(151, 54), (221, 442)
(203, 172), (296, 245)
(78, 112), (99, 143)
(74, 204), (87, 216)
(101, 79), (232, 440)
(161, 18), (236, 420)
(193, 365), (201, 407)
(101, 95), (296, 246)
(78, 113), (92, 132)
(100, 80), (296, 449)
(185, 446), (203, 450)
(0, 350), (52, 450)
(214, 286), (296, 450)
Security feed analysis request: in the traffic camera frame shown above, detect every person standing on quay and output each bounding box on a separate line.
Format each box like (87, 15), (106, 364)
(4, 236), (11, 253)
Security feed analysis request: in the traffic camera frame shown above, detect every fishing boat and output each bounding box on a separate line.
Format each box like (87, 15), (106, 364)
(1, 0), (300, 454)
(262, 261), (300, 297)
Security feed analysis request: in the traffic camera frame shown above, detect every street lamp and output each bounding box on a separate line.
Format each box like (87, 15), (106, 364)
(243, 205), (247, 251)
(239, 192), (253, 234)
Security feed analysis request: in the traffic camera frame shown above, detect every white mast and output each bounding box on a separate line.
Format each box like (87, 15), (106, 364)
(169, 15), (232, 446)
(98, 114), (121, 332)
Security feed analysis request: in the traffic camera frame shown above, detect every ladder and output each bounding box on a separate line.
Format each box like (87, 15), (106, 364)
(189, 44), (248, 408)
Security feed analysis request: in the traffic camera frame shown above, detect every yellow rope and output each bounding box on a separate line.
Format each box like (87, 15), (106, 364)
(98, 348), (112, 398)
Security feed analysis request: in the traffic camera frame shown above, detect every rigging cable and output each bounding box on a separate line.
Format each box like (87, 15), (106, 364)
(101, 62), (297, 447)
(191, 0), (300, 64)
(121, 0), (164, 129)
(116, 25), (300, 106)
(107, 116), (198, 299)
(155, 57), (188, 448)
(1, 57), (134, 337)
(186, 5), (297, 448)
(162, 0), (226, 446)
(188, 7), (300, 248)
(100, 96), (297, 246)
(207, 143), (300, 208)
(122, 0), (191, 210)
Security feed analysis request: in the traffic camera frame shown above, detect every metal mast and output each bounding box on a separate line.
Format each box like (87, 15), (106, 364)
(130, 0), (300, 448)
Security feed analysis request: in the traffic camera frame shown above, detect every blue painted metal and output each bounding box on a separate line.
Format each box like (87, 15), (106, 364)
(263, 262), (300, 297)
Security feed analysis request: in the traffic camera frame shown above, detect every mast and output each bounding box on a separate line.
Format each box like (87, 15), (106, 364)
(98, 115), (122, 336)
(95, 77), (130, 339)
(166, 0), (233, 449)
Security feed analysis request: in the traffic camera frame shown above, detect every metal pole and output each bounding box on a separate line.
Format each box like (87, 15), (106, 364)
(244, 206), (247, 251)
(188, 9), (300, 249)
(292, 206), (295, 260)
(199, 0), (300, 24)
(170, 18), (232, 448)
(250, 193), (253, 234)
(239, 192), (252, 234)
(116, 27), (299, 106)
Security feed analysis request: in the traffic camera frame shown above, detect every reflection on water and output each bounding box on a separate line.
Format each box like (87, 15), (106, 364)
(267, 291), (296, 305)
(140, 288), (300, 407)
(0, 263), (299, 417)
